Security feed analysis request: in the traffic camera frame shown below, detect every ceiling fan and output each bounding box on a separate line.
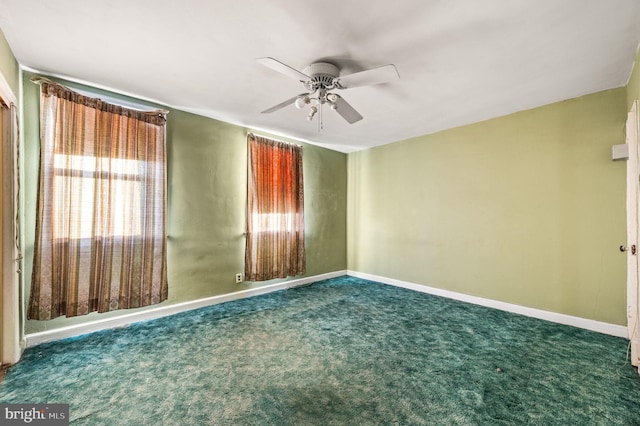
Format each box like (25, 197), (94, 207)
(257, 57), (399, 125)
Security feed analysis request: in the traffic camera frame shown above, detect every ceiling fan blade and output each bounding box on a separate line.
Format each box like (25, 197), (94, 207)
(261, 94), (308, 114)
(332, 95), (363, 124)
(335, 64), (399, 89)
(257, 57), (310, 82)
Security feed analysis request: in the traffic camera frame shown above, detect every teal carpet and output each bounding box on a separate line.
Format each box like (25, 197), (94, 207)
(1, 276), (639, 425)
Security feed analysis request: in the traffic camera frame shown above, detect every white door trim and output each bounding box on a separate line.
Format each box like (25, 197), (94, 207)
(0, 72), (16, 105)
(626, 100), (640, 367)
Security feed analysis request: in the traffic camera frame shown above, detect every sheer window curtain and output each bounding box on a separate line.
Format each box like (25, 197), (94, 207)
(245, 134), (305, 281)
(28, 79), (168, 320)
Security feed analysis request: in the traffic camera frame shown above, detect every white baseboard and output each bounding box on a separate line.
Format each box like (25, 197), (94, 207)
(25, 269), (627, 348)
(347, 270), (628, 338)
(25, 270), (346, 348)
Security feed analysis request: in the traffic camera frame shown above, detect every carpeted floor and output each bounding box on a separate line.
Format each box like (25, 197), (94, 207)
(1, 276), (639, 425)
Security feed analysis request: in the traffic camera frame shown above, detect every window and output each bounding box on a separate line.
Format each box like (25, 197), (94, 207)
(28, 78), (168, 320)
(244, 134), (305, 281)
(251, 213), (301, 233)
(53, 154), (143, 239)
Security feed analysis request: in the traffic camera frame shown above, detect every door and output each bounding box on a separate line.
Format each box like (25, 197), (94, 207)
(626, 100), (640, 368)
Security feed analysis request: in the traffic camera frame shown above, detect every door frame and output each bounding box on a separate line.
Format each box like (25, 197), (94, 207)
(0, 71), (20, 366)
(627, 100), (640, 368)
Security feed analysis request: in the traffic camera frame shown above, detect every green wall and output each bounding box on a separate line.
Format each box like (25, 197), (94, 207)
(22, 72), (347, 334)
(348, 88), (627, 325)
(0, 28), (18, 98)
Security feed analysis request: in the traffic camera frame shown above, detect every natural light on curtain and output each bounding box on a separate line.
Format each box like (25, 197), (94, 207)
(53, 154), (143, 238)
(28, 78), (168, 320)
(245, 134), (305, 281)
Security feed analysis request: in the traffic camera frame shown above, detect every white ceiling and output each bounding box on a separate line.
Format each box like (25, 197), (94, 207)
(1, 0), (640, 153)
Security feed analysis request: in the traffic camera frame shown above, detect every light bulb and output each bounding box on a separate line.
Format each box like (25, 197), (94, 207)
(295, 96), (308, 109)
(307, 106), (317, 121)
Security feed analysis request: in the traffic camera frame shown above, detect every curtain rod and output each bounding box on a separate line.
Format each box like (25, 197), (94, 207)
(248, 132), (303, 148)
(30, 75), (170, 115)
(30, 75), (53, 85)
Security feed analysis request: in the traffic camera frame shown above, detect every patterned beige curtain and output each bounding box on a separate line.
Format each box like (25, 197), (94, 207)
(245, 134), (305, 281)
(28, 79), (168, 320)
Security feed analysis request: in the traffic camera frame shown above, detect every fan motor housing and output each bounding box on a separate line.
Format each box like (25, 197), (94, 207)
(303, 62), (339, 89)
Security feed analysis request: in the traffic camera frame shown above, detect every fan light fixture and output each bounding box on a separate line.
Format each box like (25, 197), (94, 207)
(294, 91), (340, 127)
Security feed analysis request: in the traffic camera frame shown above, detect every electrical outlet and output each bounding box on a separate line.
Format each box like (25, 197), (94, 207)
(235, 273), (243, 283)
